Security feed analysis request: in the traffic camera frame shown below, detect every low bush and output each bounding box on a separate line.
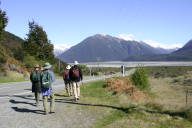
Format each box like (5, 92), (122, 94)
(131, 66), (149, 90)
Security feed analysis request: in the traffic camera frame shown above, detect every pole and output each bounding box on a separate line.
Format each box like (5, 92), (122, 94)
(89, 67), (92, 77)
(58, 59), (61, 72)
(186, 89), (188, 106)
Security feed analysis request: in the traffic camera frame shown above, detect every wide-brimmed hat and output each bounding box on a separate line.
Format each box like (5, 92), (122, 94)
(43, 62), (52, 69)
(34, 64), (40, 68)
(74, 61), (79, 65)
(66, 65), (71, 70)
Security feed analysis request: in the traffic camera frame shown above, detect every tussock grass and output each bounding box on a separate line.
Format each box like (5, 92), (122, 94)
(0, 71), (28, 83)
(79, 79), (192, 128)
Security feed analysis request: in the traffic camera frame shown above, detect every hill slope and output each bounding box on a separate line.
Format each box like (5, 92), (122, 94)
(59, 34), (173, 62)
(0, 31), (26, 75)
(0, 31), (24, 57)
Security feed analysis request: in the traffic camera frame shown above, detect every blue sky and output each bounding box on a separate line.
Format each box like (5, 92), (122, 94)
(1, 0), (192, 48)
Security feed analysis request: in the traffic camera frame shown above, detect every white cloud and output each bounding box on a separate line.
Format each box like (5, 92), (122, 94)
(118, 34), (135, 41)
(143, 40), (183, 49)
(53, 43), (73, 56)
(54, 44), (72, 51)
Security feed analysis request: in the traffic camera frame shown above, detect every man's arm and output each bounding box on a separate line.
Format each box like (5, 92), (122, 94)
(79, 67), (83, 81)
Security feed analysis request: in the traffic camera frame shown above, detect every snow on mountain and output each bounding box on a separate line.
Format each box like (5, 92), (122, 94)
(54, 44), (72, 57)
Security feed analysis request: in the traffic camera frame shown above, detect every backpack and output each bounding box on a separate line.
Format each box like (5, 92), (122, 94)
(41, 71), (51, 89)
(63, 70), (70, 81)
(71, 67), (80, 78)
(31, 71), (39, 82)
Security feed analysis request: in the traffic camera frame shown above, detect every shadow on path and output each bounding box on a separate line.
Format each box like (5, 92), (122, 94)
(13, 95), (34, 100)
(11, 107), (44, 115)
(55, 99), (135, 114)
(54, 93), (69, 97)
(55, 98), (190, 120)
(9, 99), (36, 107)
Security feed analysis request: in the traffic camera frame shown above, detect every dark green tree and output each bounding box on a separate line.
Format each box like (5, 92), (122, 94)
(23, 21), (55, 63)
(0, 9), (8, 39)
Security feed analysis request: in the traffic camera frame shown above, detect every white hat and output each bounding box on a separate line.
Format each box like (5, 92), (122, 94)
(74, 61), (79, 65)
(66, 65), (71, 70)
(43, 62), (52, 69)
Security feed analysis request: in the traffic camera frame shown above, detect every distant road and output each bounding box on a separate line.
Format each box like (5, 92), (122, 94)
(83, 61), (192, 67)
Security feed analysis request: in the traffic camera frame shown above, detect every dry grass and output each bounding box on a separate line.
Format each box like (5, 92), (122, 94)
(90, 74), (192, 128)
(0, 71), (29, 83)
(150, 77), (191, 110)
(106, 77), (148, 102)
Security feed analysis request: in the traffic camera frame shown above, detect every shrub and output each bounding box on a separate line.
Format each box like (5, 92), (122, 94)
(78, 64), (90, 75)
(131, 66), (149, 90)
(23, 55), (39, 68)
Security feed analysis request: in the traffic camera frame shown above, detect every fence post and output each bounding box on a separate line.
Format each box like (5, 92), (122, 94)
(186, 89), (188, 106)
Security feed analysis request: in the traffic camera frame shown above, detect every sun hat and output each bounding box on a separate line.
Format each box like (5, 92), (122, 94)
(34, 64), (40, 68)
(66, 65), (71, 70)
(74, 61), (79, 65)
(43, 62), (52, 69)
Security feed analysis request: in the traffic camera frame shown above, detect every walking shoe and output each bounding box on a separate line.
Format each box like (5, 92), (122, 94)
(74, 98), (78, 102)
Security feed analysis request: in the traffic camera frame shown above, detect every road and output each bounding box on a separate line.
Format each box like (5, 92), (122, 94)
(83, 61), (192, 67)
(0, 69), (135, 128)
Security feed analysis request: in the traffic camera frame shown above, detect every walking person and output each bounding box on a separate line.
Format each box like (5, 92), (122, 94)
(69, 61), (83, 102)
(30, 64), (41, 107)
(41, 62), (55, 115)
(63, 65), (73, 96)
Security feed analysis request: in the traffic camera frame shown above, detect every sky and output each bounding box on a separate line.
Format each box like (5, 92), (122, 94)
(1, 0), (192, 49)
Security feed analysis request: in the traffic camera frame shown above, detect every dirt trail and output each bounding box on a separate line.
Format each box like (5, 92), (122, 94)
(0, 93), (101, 128)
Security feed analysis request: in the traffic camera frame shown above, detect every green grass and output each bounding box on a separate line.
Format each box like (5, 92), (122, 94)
(146, 66), (192, 78)
(0, 71), (28, 83)
(56, 66), (192, 128)
(0, 76), (27, 83)
(77, 80), (192, 128)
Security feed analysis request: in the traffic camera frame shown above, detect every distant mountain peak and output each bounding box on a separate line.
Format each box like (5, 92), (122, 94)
(183, 39), (192, 49)
(59, 34), (176, 62)
(54, 44), (72, 57)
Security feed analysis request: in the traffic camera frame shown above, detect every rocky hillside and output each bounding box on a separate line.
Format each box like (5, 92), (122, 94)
(0, 31), (27, 76)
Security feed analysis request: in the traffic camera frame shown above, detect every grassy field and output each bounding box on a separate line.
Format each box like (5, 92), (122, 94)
(0, 71), (28, 83)
(56, 66), (192, 128)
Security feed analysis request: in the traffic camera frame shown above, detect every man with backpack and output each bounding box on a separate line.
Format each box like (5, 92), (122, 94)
(30, 64), (41, 107)
(69, 61), (83, 102)
(63, 65), (73, 97)
(41, 62), (55, 115)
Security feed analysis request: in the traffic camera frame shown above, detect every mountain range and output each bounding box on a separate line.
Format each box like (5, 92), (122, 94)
(125, 40), (192, 61)
(59, 34), (180, 62)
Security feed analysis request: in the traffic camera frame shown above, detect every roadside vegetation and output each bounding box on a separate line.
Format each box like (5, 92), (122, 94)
(56, 66), (192, 128)
(0, 7), (67, 82)
(77, 64), (125, 76)
(0, 71), (28, 83)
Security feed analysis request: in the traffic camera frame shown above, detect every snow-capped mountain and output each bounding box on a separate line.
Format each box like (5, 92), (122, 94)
(54, 44), (72, 57)
(59, 34), (178, 62)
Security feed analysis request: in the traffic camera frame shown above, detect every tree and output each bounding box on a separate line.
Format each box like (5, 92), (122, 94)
(23, 21), (55, 63)
(0, 9), (8, 39)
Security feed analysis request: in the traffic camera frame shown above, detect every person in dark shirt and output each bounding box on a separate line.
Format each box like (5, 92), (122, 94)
(69, 61), (83, 101)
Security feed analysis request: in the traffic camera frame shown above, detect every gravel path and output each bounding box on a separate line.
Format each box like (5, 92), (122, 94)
(0, 69), (135, 128)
